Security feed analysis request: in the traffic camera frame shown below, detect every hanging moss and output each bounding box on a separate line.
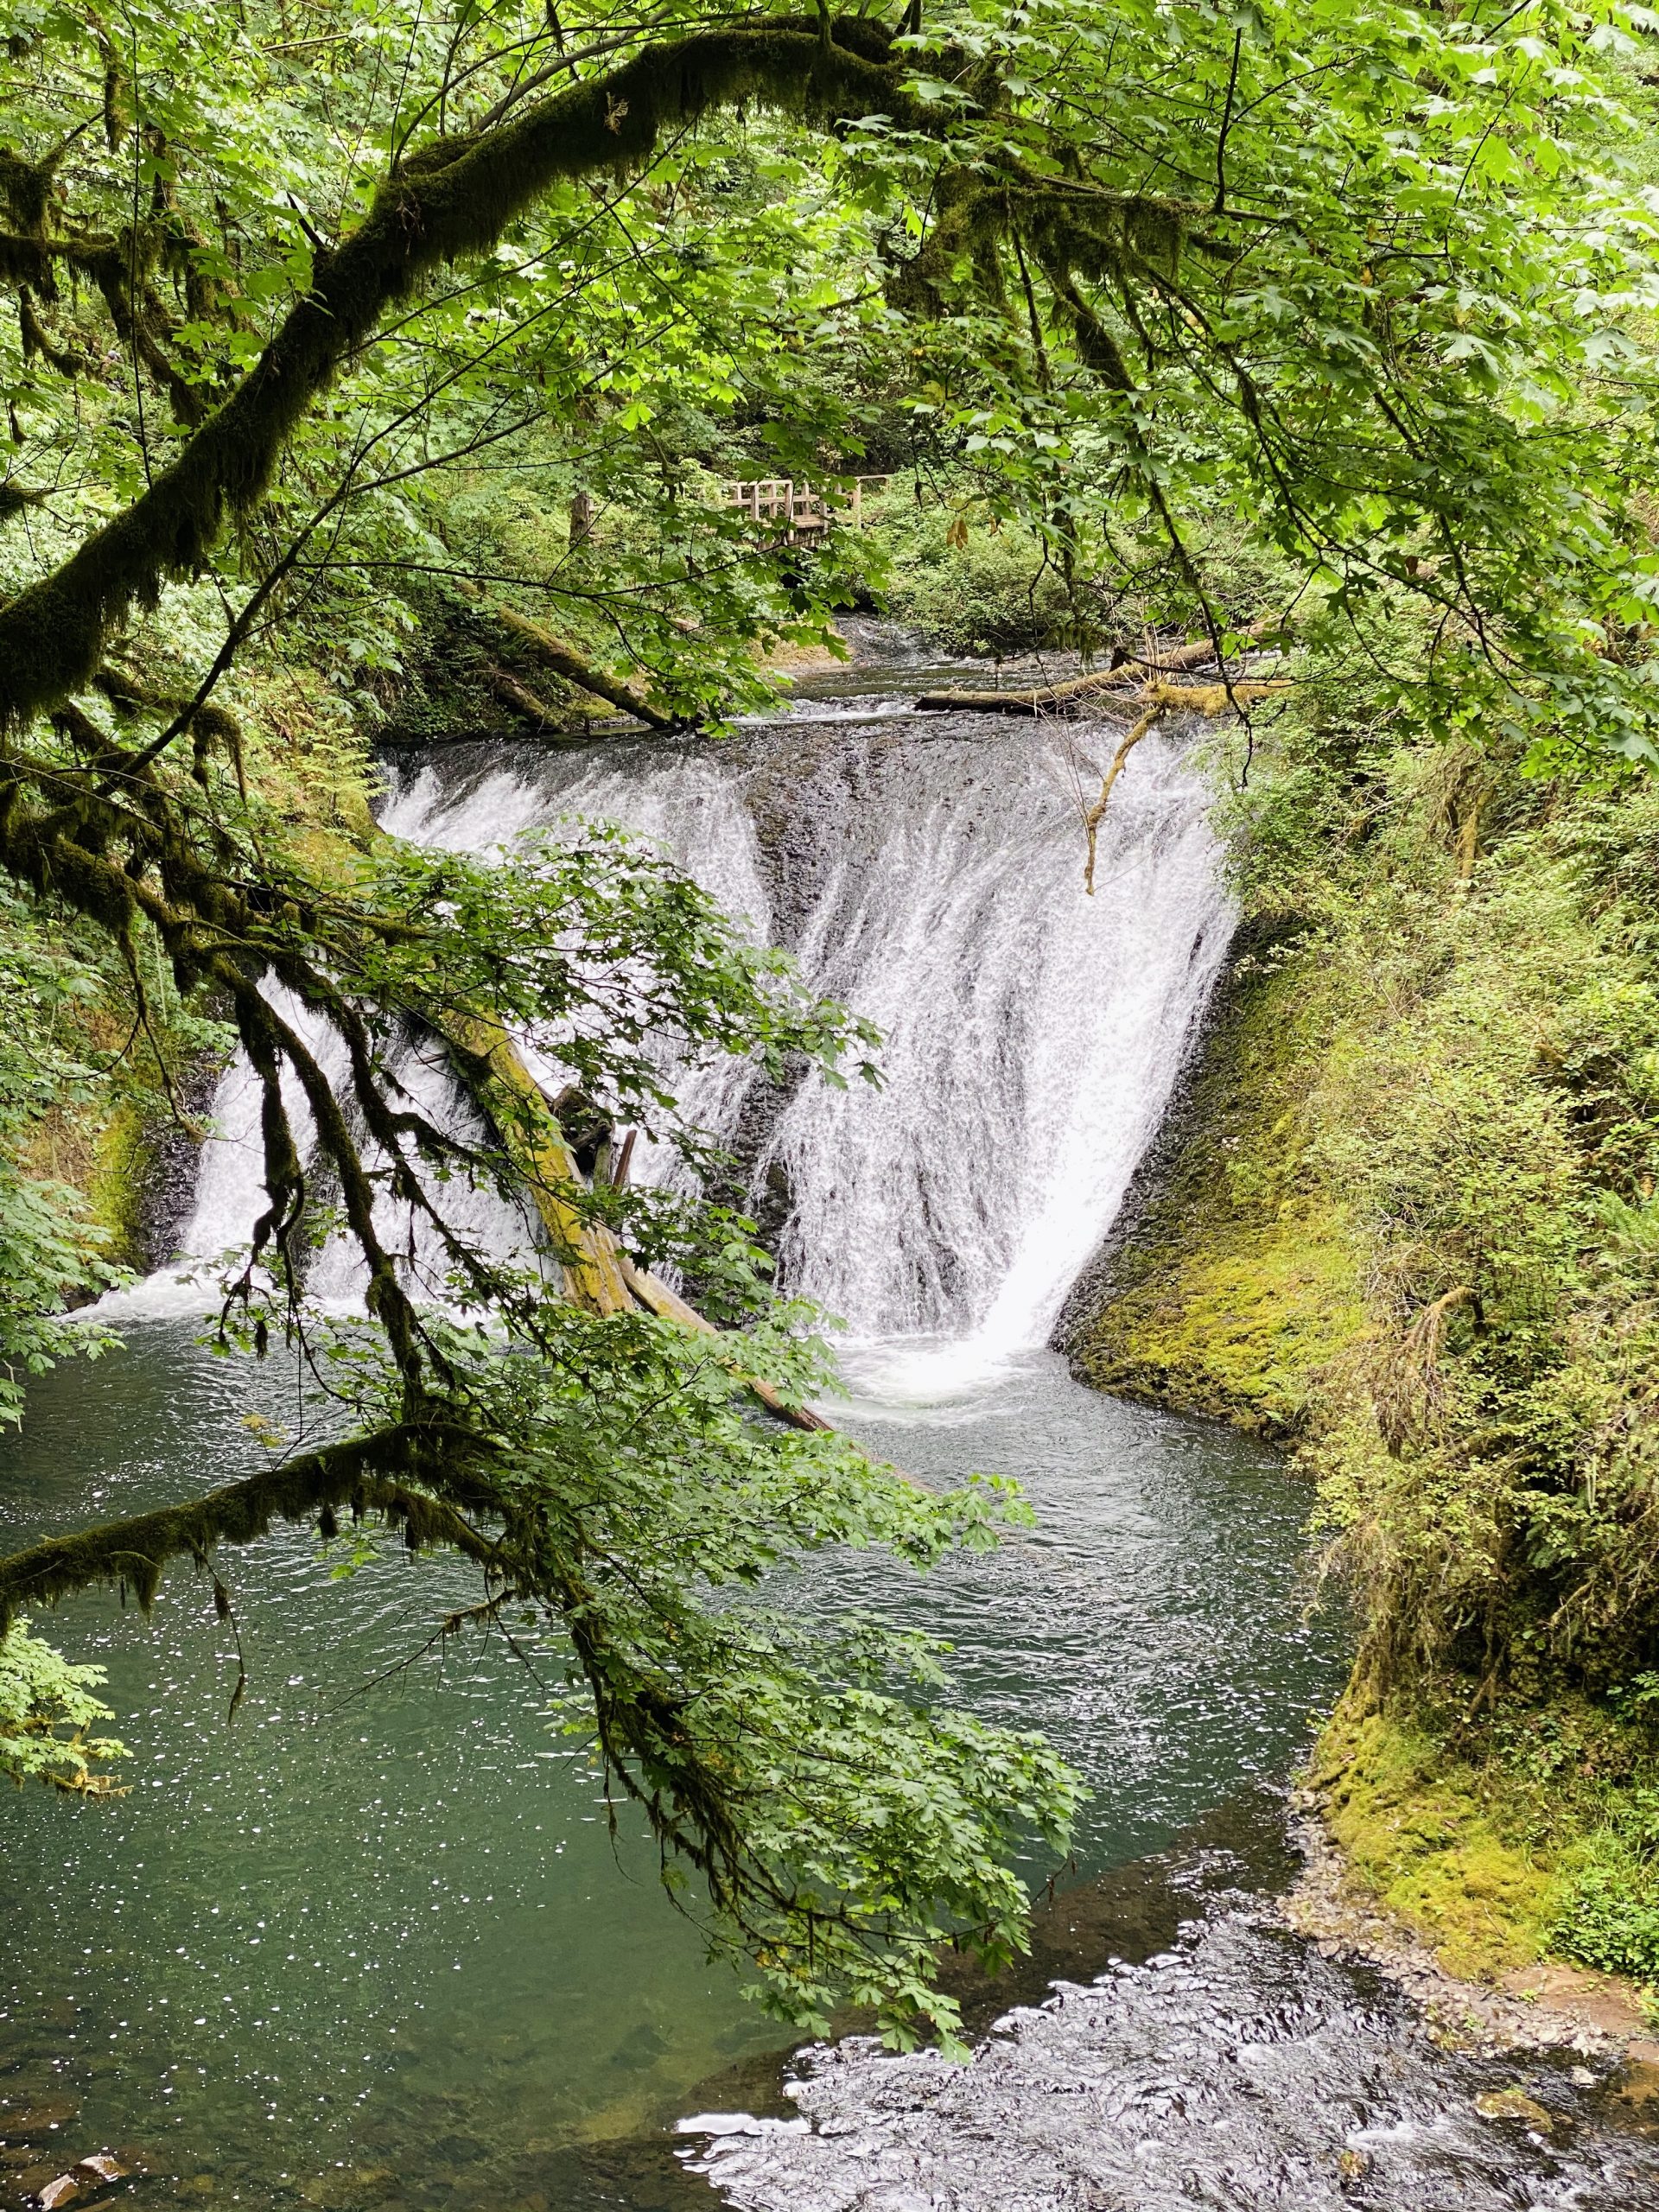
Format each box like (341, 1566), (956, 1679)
(0, 1422), (505, 1637)
(0, 17), (918, 734)
(18, 286), (80, 376)
(0, 146), (60, 238)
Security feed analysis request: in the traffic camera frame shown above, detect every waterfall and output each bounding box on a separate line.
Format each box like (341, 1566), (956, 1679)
(142, 677), (1234, 1393)
(380, 699), (1233, 1395)
(752, 718), (1230, 1385)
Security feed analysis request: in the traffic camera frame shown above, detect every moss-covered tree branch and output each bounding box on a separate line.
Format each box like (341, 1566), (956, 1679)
(0, 16), (912, 733)
(0, 1421), (507, 1635)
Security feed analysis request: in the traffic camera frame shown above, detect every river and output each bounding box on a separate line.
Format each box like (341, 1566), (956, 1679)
(3, 634), (1656, 2211)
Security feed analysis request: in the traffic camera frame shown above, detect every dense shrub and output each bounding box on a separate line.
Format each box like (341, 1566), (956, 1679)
(871, 504), (1076, 658)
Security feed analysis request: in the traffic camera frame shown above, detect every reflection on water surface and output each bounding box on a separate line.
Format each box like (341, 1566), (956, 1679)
(1, 1327), (1343, 2209)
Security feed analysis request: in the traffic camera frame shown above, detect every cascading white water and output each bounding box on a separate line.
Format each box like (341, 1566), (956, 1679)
(122, 749), (773, 1315)
(379, 697), (1233, 1395)
(176, 985), (343, 1268)
(381, 750), (776, 1204)
(138, 671), (1233, 1388)
(753, 721), (1230, 1387)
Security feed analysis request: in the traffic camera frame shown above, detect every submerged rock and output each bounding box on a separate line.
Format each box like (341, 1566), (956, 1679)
(1473, 2087), (1555, 2130)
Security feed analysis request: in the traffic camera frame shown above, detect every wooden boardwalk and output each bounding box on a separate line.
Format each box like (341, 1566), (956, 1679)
(719, 475), (888, 537)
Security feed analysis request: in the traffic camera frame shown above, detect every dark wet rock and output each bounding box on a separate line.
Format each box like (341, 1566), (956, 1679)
(297, 2164), (396, 2208)
(0, 2162), (58, 2212)
(559, 2133), (731, 2212)
(1281, 1797), (1651, 2062)
(428, 2133), (490, 2166)
(137, 1042), (232, 1271)
(611, 2023), (674, 2071)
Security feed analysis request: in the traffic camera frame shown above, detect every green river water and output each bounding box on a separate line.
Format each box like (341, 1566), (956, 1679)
(0, 1324), (1345, 2211)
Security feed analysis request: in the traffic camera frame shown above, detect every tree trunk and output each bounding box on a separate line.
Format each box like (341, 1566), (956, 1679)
(493, 606), (675, 729)
(0, 19), (909, 732)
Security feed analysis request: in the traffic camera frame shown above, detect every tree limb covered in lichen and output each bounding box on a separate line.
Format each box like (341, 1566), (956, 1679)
(0, 1420), (508, 1634)
(0, 16), (911, 731)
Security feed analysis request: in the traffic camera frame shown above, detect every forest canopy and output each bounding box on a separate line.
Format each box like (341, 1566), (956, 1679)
(4, 0), (1659, 2045)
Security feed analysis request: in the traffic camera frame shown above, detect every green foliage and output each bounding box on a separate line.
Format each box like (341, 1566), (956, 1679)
(1554, 1790), (1659, 1980)
(1311, 1702), (1563, 1980)
(0, 782), (1078, 2044)
(199, 1290), (1076, 2050)
(0, 1617), (127, 1792)
(7, 2), (1659, 753)
(1068, 944), (1364, 1435)
(14, 0), (1659, 2043)
(353, 823), (880, 1112)
(871, 494), (1074, 657)
(1085, 629), (1659, 1985)
(1164, 690), (1659, 1705)
(0, 888), (127, 1421)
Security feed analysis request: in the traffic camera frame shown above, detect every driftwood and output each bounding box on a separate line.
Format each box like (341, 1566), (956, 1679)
(1080, 677), (1288, 893)
(913, 636), (1230, 716)
(1082, 704), (1161, 896)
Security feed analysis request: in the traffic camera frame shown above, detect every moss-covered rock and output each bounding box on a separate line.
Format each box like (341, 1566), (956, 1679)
(86, 1096), (158, 1272)
(1065, 943), (1363, 1435)
(1310, 1701), (1561, 1980)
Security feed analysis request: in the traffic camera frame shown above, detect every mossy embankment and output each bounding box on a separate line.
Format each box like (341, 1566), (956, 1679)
(1066, 706), (1659, 2003)
(1066, 931), (1363, 1436)
(0, 652), (382, 1346)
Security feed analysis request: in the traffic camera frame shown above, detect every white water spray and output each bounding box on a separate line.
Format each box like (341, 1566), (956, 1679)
(139, 680), (1233, 1395)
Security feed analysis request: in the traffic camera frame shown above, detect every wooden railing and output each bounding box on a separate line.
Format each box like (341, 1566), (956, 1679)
(718, 475), (888, 535)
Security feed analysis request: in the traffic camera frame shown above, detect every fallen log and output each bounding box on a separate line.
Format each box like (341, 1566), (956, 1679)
(485, 665), (594, 742)
(493, 606), (677, 732)
(617, 1253), (833, 1433)
(442, 1008), (638, 1316)
(440, 1017), (830, 1428)
(912, 635), (1244, 716)
(364, 808), (829, 1431)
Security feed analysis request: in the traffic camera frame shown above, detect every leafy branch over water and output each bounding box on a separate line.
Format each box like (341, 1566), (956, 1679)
(4, 0), (1659, 2040)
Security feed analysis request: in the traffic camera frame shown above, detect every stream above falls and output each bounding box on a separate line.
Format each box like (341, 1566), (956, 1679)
(5, 632), (1658, 2210)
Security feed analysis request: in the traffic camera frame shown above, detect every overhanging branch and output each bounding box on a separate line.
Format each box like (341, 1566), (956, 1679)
(0, 16), (912, 733)
(0, 1421), (505, 1633)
